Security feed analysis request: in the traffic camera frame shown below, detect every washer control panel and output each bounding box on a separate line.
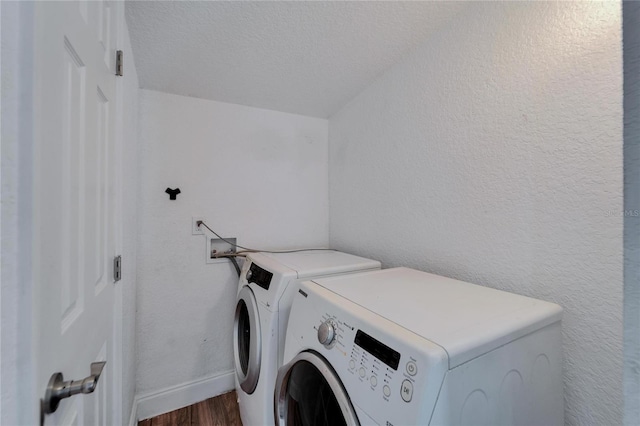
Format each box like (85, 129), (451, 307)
(292, 282), (448, 425)
(345, 327), (422, 404)
(315, 312), (428, 406)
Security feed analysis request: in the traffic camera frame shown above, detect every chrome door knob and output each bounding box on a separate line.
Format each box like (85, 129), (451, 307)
(43, 361), (106, 415)
(317, 320), (336, 347)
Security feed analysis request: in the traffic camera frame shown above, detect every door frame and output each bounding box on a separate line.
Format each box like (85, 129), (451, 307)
(1, 2), (37, 424)
(112, 1), (126, 423)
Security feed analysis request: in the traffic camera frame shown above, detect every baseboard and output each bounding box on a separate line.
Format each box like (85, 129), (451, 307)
(133, 370), (235, 422)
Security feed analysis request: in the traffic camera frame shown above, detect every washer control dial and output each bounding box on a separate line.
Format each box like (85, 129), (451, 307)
(317, 320), (336, 347)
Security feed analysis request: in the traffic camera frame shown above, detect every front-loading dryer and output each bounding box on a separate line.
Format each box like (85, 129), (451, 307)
(275, 267), (564, 426)
(234, 251), (381, 426)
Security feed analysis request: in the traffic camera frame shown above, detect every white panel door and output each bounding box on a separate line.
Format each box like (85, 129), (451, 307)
(33, 1), (119, 424)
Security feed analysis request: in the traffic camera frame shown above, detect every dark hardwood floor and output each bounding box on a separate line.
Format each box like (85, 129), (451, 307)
(139, 391), (242, 426)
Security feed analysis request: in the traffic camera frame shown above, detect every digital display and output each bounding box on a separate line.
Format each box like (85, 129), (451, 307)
(248, 263), (273, 290)
(354, 330), (400, 370)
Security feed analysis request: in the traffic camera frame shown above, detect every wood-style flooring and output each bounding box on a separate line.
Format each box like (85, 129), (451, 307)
(138, 391), (242, 426)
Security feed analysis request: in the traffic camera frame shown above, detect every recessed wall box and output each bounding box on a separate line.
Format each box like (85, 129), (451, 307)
(207, 237), (237, 264)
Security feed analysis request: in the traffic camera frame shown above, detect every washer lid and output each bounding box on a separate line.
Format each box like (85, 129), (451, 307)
(311, 267), (563, 368)
(261, 251), (380, 279)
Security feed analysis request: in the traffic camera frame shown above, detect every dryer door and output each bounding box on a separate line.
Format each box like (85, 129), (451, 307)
(234, 285), (261, 394)
(275, 351), (359, 426)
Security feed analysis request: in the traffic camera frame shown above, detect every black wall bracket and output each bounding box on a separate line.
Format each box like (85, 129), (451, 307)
(165, 187), (181, 200)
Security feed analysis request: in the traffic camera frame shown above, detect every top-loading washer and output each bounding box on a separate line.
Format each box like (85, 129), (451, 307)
(275, 267), (563, 426)
(234, 251), (381, 426)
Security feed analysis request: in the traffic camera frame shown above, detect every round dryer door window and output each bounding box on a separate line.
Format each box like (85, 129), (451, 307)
(275, 352), (359, 426)
(234, 286), (261, 394)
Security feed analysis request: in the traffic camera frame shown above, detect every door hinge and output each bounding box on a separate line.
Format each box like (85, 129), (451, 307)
(114, 255), (122, 282)
(116, 50), (123, 77)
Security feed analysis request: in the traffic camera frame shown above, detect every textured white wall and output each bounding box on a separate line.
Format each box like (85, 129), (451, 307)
(329, 2), (622, 425)
(136, 90), (328, 394)
(624, 2), (640, 424)
(119, 14), (140, 426)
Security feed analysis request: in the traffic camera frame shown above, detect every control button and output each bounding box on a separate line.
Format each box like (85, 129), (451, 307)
(370, 376), (378, 387)
(349, 359), (356, 369)
(406, 361), (418, 376)
(359, 367), (366, 378)
(383, 385), (391, 397)
(400, 380), (413, 403)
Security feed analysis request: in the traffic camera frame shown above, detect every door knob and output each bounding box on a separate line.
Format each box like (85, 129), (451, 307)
(43, 361), (106, 415)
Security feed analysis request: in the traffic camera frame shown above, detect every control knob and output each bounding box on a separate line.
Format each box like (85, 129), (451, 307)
(245, 269), (253, 281)
(317, 320), (336, 347)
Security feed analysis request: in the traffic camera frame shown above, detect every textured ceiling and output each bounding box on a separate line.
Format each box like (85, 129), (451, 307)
(126, 1), (466, 118)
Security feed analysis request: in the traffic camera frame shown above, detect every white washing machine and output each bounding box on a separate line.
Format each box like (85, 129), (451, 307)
(275, 267), (564, 426)
(234, 251), (381, 426)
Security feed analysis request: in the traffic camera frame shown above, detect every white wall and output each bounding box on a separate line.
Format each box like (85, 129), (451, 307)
(329, 2), (622, 425)
(136, 90), (328, 399)
(624, 2), (640, 424)
(118, 10), (140, 426)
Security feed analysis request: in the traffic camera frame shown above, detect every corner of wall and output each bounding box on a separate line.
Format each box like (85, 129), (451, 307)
(623, 2), (640, 424)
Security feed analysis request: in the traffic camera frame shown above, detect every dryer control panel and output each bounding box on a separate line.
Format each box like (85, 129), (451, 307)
(246, 262), (273, 290)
